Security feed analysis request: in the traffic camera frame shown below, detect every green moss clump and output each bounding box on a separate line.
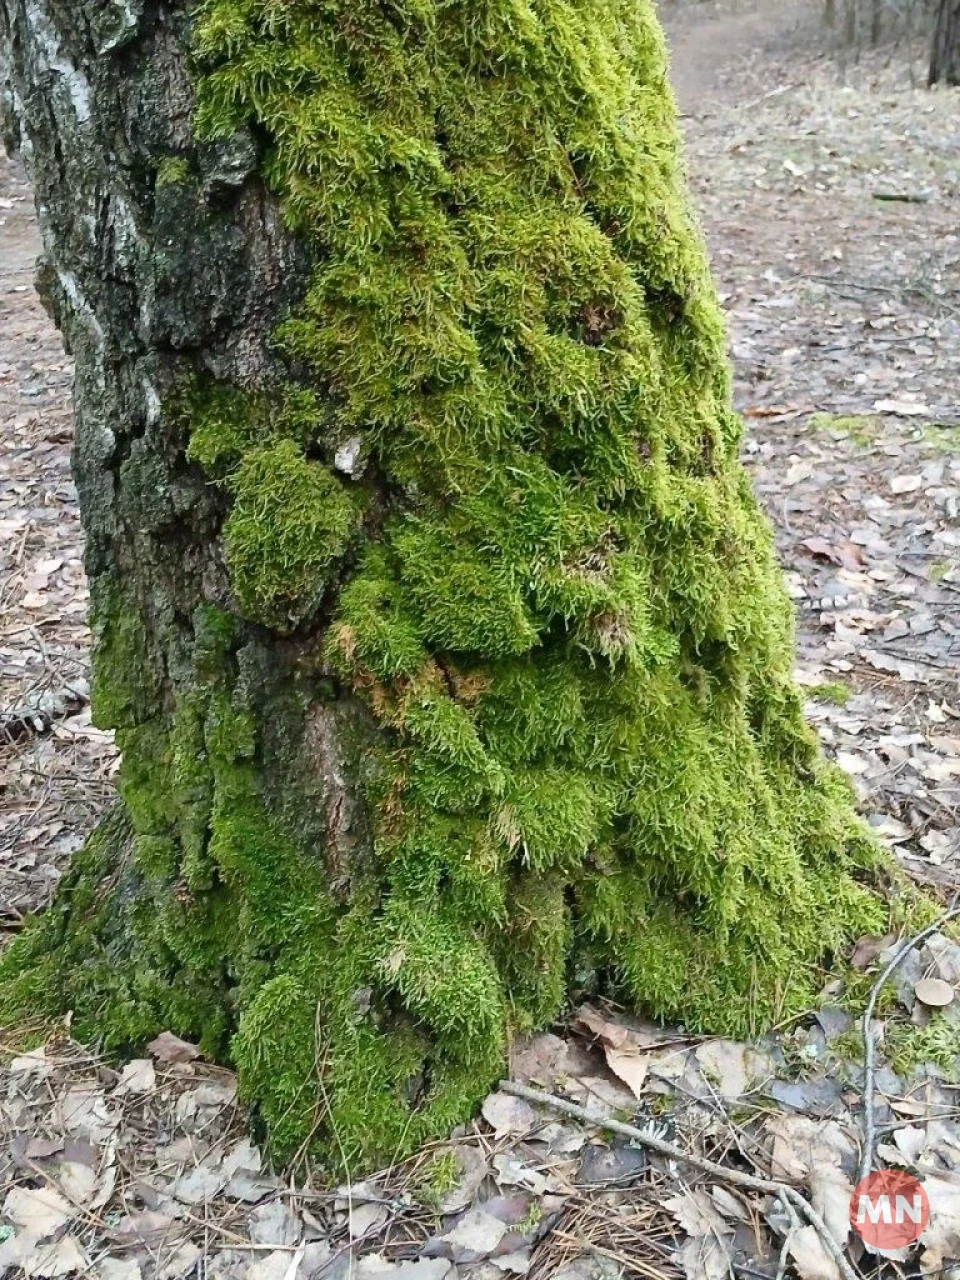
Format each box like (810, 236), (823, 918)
(808, 682), (853, 707)
(156, 156), (193, 188)
(810, 413), (879, 446)
(415, 1152), (463, 1212)
(89, 577), (162, 730)
(887, 1018), (960, 1080)
(1, 0), (907, 1175)
(222, 440), (360, 630)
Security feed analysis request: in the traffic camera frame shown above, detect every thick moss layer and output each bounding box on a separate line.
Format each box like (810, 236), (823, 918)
(1, 0), (896, 1172)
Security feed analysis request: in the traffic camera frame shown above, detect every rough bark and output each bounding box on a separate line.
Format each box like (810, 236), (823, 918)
(930, 0), (960, 84)
(1, 0), (893, 1174)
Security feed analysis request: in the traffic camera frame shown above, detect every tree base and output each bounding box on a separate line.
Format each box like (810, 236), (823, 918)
(0, 743), (907, 1178)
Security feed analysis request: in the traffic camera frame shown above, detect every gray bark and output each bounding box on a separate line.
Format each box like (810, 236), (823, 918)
(0, 0), (369, 960)
(930, 0), (960, 82)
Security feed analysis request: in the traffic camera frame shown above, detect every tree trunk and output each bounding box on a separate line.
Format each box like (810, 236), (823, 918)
(0, 0), (887, 1173)
(930, 0), (960, 83)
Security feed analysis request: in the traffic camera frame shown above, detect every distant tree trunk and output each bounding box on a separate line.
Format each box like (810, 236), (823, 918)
(845, 0), (860, 46)
(930, 0), (960, 83)
(870, 0), (883, 44)
(0, 0), (887, 1174)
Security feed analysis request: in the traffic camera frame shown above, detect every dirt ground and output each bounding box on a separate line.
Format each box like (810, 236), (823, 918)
(1, 5), (959, 1280)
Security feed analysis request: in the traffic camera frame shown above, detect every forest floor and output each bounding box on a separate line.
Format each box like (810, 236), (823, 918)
(1, 4), (959, 1280)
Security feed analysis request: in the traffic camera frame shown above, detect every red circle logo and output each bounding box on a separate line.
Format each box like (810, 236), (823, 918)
(849, 1170), (929, 1249)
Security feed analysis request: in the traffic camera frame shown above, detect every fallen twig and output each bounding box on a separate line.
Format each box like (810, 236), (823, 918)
(859, 900), (960, 1184)
(500, 1080), (861, 1280)
(872, 191), (932, 204)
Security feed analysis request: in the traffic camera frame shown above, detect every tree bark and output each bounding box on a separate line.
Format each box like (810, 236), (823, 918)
(0, 0), (888, 1173)
(930, 0), (960, 84)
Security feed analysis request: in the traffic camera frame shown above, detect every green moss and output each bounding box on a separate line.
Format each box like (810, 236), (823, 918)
(415, 1151), (463, 1212)
(3, 0), (908, 1177)
(808, 682), (853, 707)
(924, 424), (960, 453)
(156, 156), (193, 188)
(829, 1028), (865, 1062)
(89, 578), (162, 730)
(887, 1016), (960, 1080)
(810, 413), (880, 445)
(223, 440), (361, 631)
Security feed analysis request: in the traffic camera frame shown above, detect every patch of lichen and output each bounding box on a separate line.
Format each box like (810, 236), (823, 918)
(2, 0), (904, 1176)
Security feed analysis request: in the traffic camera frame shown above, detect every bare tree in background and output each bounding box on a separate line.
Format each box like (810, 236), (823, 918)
(929, 0), (960, 80)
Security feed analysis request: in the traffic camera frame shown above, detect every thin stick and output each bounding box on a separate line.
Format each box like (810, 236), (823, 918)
(499, 1081), (860, 1280)
(858, 902), (960, 1183)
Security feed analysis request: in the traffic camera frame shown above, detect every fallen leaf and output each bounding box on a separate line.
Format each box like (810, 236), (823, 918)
(664, 1188), (731, 1239)
(572, 1004), (630, 1049)
(851, 934), (895, 971)
(710, 1186), (751, 1222)
(244, 1250), (297, 1280)
(767, 1116), (857, 1181)
(146, 1032), (200, 1064)
(443, 1209), (507, 1257)
(603, 1046), (649, 1099)
(114, 1059), (156, 1095)
(874, 399), (930, 417)
(788, 1225), (840, 1280)
(21, 1234), (90, 1279)
(349, 1202), (388, 1240)
(55, 1162), (98, 1206)
(25, 1140), (64, 1161)
(894, 1125), (927, 1165)
(914, 978), (954, 1008)
(436, 1145), (488, 1215)
(155, 1242), (201, 1280)
(173, 1166), (225, 1206)
(675, 1235), (734, 1280)
(810, 1167), (852, 1250)
(919, 1177), (960, 1275)
(491, 1153), (546, 1196)
(2, 1187), (74, 1238)
(9, 1049), (53, 1079)
(355, 1257), (451, 1280)
(248, 1200), (301, 1248)
(801, 536), (865, 571)
(696, 1039), (767, 1099)
(56, 1085), (117, 1143)
(114, 1210), (183, 1248)
(889, 474), (923, 494)
(97, 1259), (142, 1280)
(481, 1092), (536, 1138)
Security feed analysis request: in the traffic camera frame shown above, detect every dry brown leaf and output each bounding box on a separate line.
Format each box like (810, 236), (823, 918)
(603, 1046), (649, 1099)
(2, 1187), (74, 1238)
(788, 1225), (841, 1280)
(914, 978), (955, 1008)
(481, 1091), (536, 1138)
(572, 1004), (630, 1049)
(146, 1031), (200, 1064)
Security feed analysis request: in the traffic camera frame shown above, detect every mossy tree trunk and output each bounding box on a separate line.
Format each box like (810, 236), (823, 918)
(930, 0), (960, 83)
(1, 0), (889, 1173)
